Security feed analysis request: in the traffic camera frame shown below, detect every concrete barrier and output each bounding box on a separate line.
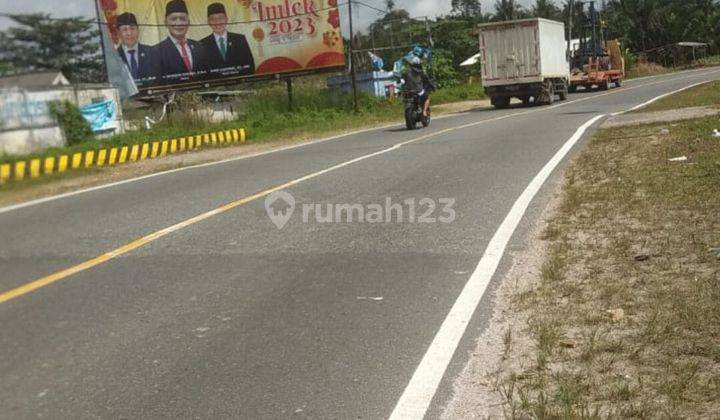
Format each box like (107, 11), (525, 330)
(0, 127), (246, 185)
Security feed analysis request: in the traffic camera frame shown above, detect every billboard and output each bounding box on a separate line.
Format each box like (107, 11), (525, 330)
(97, 0), (345, 94)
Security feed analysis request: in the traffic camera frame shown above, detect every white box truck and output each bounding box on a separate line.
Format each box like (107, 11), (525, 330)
(478, 18), (570, 108)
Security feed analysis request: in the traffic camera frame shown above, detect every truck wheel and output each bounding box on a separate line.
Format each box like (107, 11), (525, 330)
(541, 81), (555, 105)
(615, 79), (622, 87)
(521, 96), (531, 106)
(492, 97), (510, 109)
(558, 82), (569, 100)
(600, 80), (610, 90)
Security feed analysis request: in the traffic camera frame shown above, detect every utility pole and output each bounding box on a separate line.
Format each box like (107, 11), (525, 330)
(93, 0), (110, 83)
(567, 0), (574, 62)
(348, 0), (359, 113)
(589, 1), (598, 55)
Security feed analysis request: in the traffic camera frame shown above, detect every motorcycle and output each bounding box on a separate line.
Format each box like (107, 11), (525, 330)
(403, 89), (430, 130)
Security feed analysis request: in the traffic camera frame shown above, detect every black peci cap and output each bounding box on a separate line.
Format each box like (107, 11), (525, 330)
(165, 0), (189, 16)
(207, 2), (227, 16)
(116, 12), (138, 27)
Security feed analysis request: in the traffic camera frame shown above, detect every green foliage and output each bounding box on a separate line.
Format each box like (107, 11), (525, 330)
(432, 81), (486, 103)
(49, 101), (94, 146)
(451, 0), (483, 20)
(623, 49), (637, 72)
(602, 0), (720, 54)
(0, 14), (105, 83)
(532, 0), (563, 21)
(0, 62), (15, 75)
(429, 50), (460, 88)
(494, 0), (528, 21)
(432, 17), (485, 68)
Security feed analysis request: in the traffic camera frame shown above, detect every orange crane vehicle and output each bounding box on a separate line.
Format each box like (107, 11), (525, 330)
(568, 1), (625, 92)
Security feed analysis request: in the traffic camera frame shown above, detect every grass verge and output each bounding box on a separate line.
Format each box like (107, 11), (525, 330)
(643, 80), (720, 112)
(625, 61), (673, 79)
(497, 115), (720, 417)
(625, 56), (720, 80)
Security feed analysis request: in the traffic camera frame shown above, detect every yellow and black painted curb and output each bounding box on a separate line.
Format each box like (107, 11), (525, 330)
(0, 128), (246, 185)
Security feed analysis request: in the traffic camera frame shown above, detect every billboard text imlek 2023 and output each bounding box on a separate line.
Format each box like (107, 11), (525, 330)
(98, 0), (345, 93)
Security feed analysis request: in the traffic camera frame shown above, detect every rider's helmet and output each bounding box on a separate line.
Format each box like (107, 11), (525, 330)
(408, 56), (422, 68)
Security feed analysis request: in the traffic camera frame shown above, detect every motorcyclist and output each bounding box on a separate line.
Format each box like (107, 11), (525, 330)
(402, 56), (435, 117)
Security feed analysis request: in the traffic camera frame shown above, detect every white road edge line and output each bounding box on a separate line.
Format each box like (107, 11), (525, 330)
(609, 80), (711, 116)
(388, 114), (605, 420)
(1, 67), (718, 216)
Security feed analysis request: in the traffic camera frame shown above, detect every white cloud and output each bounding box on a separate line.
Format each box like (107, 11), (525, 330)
(0, 0), (95, 29)
(408, 0), (454, 18)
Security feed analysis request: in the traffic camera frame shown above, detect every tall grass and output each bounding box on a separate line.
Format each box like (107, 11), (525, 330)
(432, 81), (486, 104)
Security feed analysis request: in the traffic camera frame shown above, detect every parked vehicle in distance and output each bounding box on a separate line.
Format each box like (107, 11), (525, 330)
(569, 39), (625, 91)
(568, 1), (625, 91)
(478, 18), (570, 109)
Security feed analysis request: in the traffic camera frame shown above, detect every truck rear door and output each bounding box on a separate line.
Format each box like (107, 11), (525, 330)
(481, 21), (540, 85)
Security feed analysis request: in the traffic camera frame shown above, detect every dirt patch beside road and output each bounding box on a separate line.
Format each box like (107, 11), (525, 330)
(442, 182), (561, 419)
(434, 100), (491, 114)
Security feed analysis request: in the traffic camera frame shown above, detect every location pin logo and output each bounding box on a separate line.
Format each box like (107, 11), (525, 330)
(265, 190), (295, 229)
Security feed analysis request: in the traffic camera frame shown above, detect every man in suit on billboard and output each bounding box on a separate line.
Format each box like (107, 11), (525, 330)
(115, 12), (156, 86)
(200, 2), (255, 77)
(155, 0), (209, 83)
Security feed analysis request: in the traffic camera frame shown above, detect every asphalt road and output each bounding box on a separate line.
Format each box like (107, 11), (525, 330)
(1, 68), (719, 419)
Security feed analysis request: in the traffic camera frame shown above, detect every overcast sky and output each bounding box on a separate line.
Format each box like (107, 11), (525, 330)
(0, 0), (533, 31)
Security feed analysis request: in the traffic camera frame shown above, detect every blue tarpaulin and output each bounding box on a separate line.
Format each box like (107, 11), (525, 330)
(80, 100), (117, 132)
(393, 45), (433, 79)
(368, 52), (385, 71)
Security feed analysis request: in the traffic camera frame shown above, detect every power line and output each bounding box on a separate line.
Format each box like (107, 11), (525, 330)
(353, 1), (387, 14)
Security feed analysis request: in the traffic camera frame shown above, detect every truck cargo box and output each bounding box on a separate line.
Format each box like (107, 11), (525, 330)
(479, 18), (569, 87)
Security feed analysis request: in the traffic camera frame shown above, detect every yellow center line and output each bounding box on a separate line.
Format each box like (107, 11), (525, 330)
(1, 69), (718, 305)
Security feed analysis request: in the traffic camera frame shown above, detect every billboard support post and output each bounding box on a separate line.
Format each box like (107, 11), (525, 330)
(348, 0), (359, 113)
(286, 78), (294, 112)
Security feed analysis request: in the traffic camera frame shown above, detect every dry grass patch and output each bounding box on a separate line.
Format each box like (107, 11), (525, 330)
(644, 80), (720, 112)
(497, 115), (720, 418)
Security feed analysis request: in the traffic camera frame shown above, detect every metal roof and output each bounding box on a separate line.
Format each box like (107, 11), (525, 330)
(0, 71), (70, 89)
(676, 42), (708, 47)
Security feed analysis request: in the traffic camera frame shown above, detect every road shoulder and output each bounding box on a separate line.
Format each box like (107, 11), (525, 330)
(441, 166), (562, 418)
(443, 110), (720, 417)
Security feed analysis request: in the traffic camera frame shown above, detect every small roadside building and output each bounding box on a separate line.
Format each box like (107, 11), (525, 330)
(638, 42), (709, 67)
(0, 71), (71, 90)
(0, 71), (123, 155)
